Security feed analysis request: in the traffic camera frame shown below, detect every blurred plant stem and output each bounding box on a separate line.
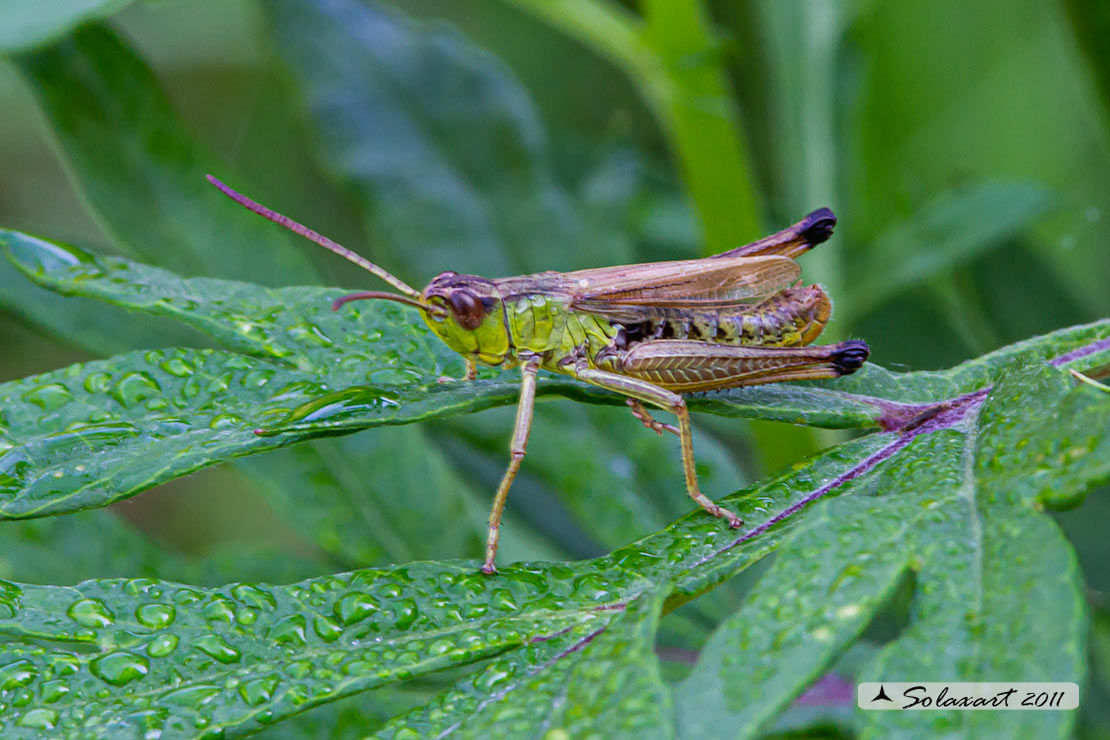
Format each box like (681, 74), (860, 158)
(1063, 0), (1110, 131)
(504, 0), (763, 251)
(929, 272), (1002, 356)
(757, 0), (847, 309)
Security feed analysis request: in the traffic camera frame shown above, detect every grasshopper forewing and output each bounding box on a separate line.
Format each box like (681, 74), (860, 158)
(208, 176), (869, 573)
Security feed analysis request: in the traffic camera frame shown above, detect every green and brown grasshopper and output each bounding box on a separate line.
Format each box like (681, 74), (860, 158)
(208, 176), (869, 573)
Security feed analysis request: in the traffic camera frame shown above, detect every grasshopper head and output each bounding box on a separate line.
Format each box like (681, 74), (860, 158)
(420, 272), (511, 366)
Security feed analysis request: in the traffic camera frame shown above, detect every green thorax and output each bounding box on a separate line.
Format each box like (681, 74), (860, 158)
(502, 291), (619, 369)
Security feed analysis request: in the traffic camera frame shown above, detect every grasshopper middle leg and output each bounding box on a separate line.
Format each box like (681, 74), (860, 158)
(573, 361), (744, 529)
(627, 399), (679, 437)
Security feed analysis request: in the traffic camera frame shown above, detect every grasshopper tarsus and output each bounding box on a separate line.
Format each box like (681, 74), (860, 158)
(705, 503), (743, 529)
(209, 176), (870, 573)
(437, 358), (479, 384)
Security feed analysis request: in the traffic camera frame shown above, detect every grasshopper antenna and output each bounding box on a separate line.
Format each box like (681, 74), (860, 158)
(206, 175), (423, 300)
(331, 290), (437, 313)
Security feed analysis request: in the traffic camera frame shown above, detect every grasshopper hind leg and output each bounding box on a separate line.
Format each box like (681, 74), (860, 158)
(573, 362), (744, 530)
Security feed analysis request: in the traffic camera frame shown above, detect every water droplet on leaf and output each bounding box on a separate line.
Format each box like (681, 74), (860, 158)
(135, 603), (176, 629)
(90, 651), (149, 686)
(67, 598), (114, 628)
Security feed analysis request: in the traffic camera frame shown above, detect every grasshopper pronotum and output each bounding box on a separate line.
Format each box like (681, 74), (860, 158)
(208, 176), (869, 573)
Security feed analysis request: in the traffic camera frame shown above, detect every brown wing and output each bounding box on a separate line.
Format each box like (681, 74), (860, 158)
(711, 208), (836, 260)
(565, 255), (800, 320)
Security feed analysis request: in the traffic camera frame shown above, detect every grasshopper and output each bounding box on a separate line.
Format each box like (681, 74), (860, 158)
(208, 176), (869, 573)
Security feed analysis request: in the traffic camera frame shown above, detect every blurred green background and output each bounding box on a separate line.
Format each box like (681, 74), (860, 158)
(1, 0), (1109, 734)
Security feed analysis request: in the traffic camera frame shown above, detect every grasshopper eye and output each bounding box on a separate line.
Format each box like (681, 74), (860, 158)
(447, 289), (486, 330)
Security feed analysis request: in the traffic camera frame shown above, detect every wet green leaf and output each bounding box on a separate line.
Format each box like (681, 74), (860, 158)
(675, 362), (1109, 740)
(0, 563), (620, 738)
(12, 25), (316, 285)
(0, 255), (193, 357)
(376, 587), (674, 739)
(0, 427), (906, 739)
(0, 338), (1106, 737)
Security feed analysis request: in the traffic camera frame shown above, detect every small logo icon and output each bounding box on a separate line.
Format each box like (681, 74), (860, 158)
(872, 685), (893, 702)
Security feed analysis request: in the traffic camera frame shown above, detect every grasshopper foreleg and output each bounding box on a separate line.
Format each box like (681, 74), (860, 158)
(482, 354), (542, 574)
(572, 361), (744, 530)
(626, 399), (679, 437)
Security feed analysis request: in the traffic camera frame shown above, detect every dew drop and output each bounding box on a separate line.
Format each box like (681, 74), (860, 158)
(16, 708), (57, 730)
(10, 687), (32, 706)
(240, 369), (274, 389)
(232, 584), (278, 610)
(173, 588), (205, 606)
(160, 357), (194, 377)
(313, 616), (343, 643)
(147, 634), (179, 658)
(83, 372), (113, 394)
(193, 634), (241, 664)
(394, 599), (419, 630)
(286, 321), (333, 347)
(238, 676), (279, 707)
(21, 384), (74, 411)
(334, 593), (379, 626)
(377, 582), (403, 599)
(202, 597), (236, 623)
(162, 684), (220, 708)
(285, 660), (312, 679)
(287, 684), (310, 705)
(145, 397), (169, 411)
(46, 654), (79, 677)
(427, 639), (454, 656)
(268, 615), (307, 647)
(39, 679), (69, 704)
(135, 603), (176, 629)
(67, 598), (114, 628)
(111, 373), (162, 407)
(208, 414), (243, 430)
(89, 651), (149, 686)
(0, 660), (36, 690)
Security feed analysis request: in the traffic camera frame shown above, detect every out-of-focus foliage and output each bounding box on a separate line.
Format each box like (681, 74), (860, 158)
(0, 0), (1107, 738)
